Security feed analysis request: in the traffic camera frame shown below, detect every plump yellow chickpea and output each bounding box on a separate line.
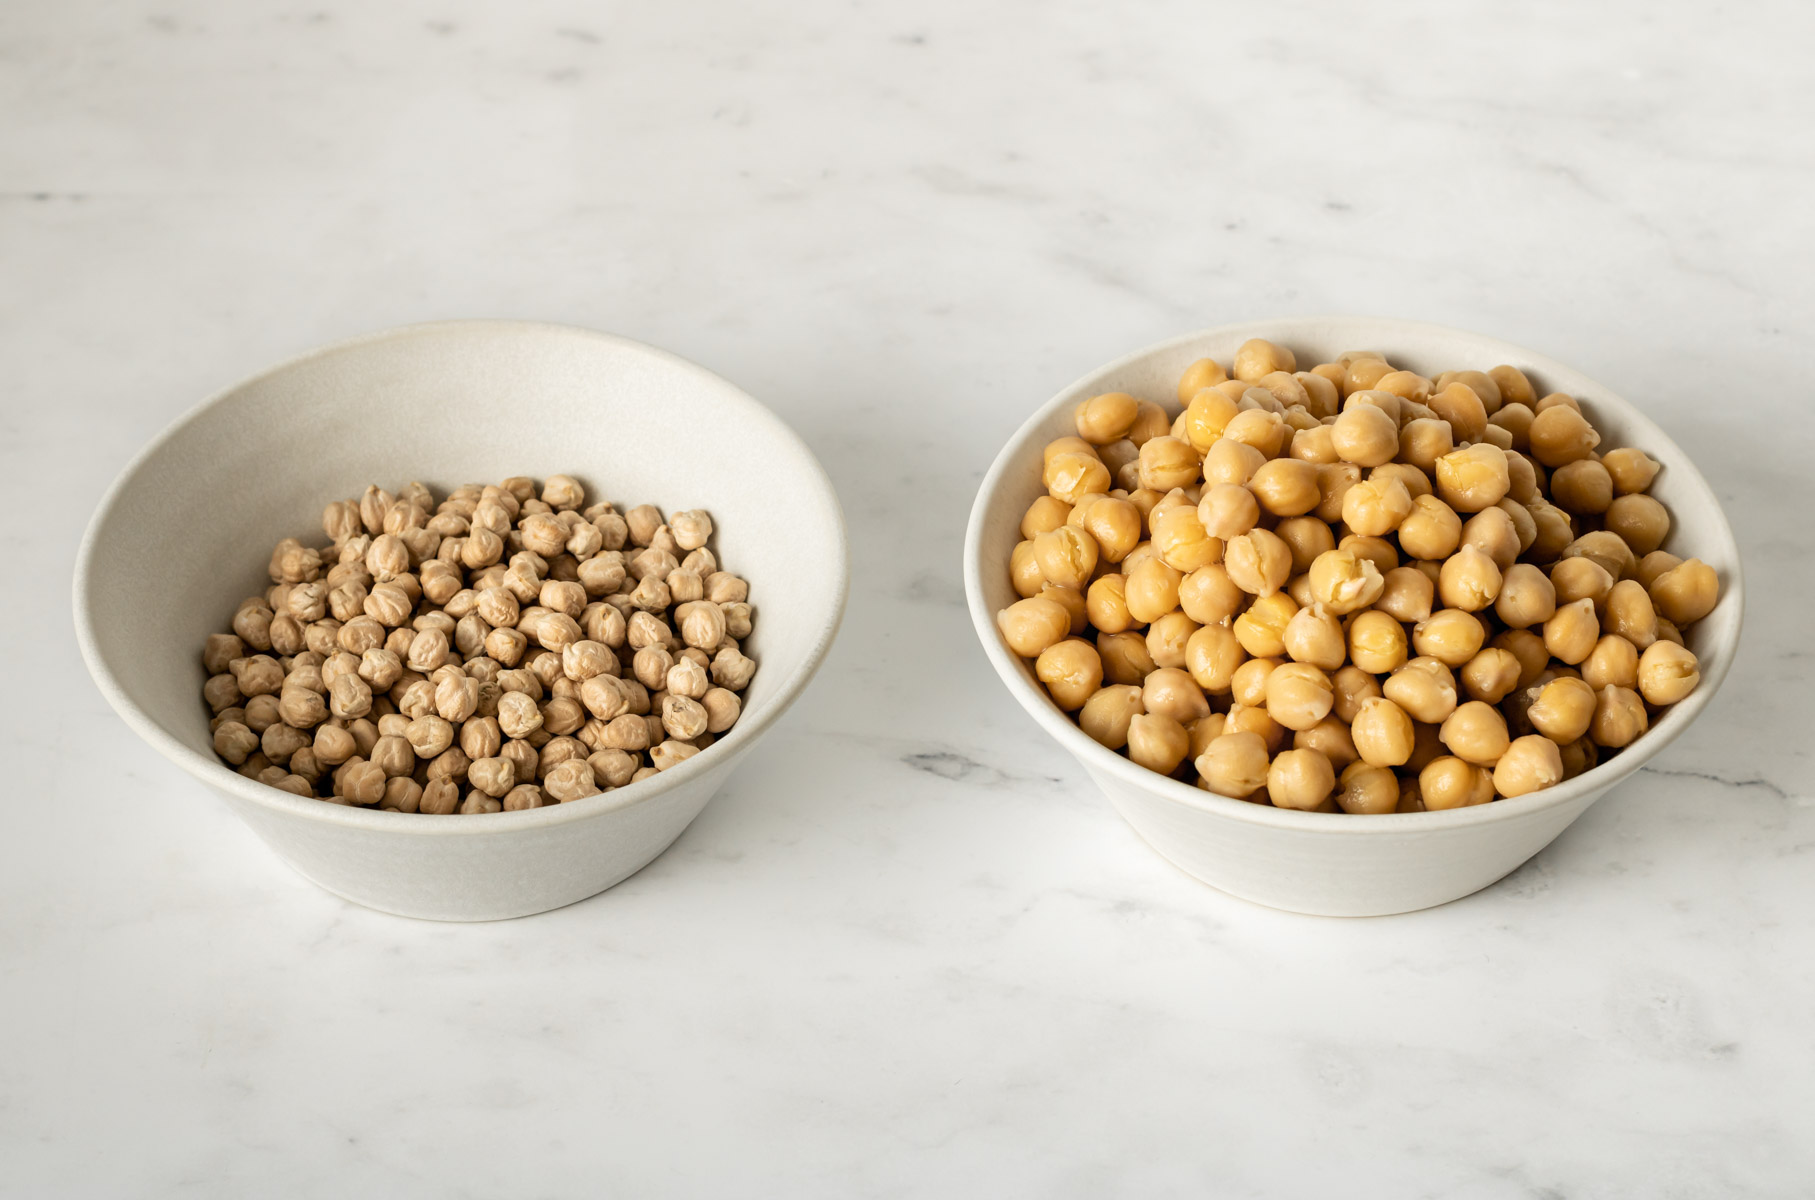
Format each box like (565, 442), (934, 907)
(1375, 566), (1435, 623)
(1197, 483), (1260, 541)
(1128, 402), (1172, 445)
(1137, 436), (1202, 492)
(1590, 685), (1648, 748)
(1550, 556), (1615, 607)
(1288, 422), (1338, 465)
(1273, 517), (1336, 575)
(1099, 438), (1139, 475)
(1603, 579), (1658, 650)
(1036, 640), (1103, 710)
(1369, 370), (1429, 404)
(1127, 712), (1191, 774)
(1391, 417), (1454, 477)
(1526, 676), (1596, 743)
(1010, 541), (1044, 599)
(1493, 563), (1556, 629)
(1550, 458), (1614, 516)
(1283, 604), (1347, 670)
(1337, 475), (1410, 538)
(1040, 584), (1088, 636)
(1295, 716), (1359, 769)
(1178, 358), (1229, 403)
(1032, 525), (1100, 590)
(1556, 737), (1598, 779)
(1439, 700), (1511, 766)
(1266, 748), (1334, 810)
(1493, 734), (1563, 798)
(1086, 574), (1133, 633)
(1346, 609), (1407, 674)
(1234, 337), (1296, 382)
(1076, 495), (1142, 563)
(1340, 356), (1393, 397)
(1413, 609), (1486, 667)
(1255, 371), (1311, 412)
(1224, 529), (1293, 597)
(1143, 612), (1199, 670)
(1184, 624), (1246, 693)
(1345, 389), (1404, 426)
(1182, 388), (1239, 450)
(1222, 408), (1289, 459)
(1045, 452), (1112, 504)
(1331, 665), (1382, 723)
(1528, 404), (1601, 467)
(1190, 729), (1268, 798)
(1543, 598), (1600, 665)
(997, 597), (1072, 657)
(1528, 500), (1575, 562)
(1580, 634), (1639, 691)
(1125, 557), (1185, 624)
(1331, 403), (1399, 468)
(1295, 372), (1341, 419)
(1143, 666), (1211, 725)
(1394, 493), (1460, 561)
(1230, 656), (1279, 708)
(1233, 592), (1299, 658)
(1420, 756), (1489, 810)
(1247, 458), (1320, 517)
(1265, 662), (1334, 732)
(1383, 657), (1459, 724)
(1099, 631), (1157, 686)
(1078, 684), (1144, 749)
(1427, 382), (1488, 444)
(1437, 546), (1503, 613)
(1636, 550), (1682, 591)
(1283, 572), (1315, 609)
(1488, 402), (1536, 452)
(1603, 494), (1671, 557)
(1043, 436), (1098, 466)
(1460, 647), (1522, 704)
(1488, 365), (1536, 408)
(1648, 558), (1719, 626)
(1335, 762), (1398, 815)
(1021, 495), (1071, 540)
(1149, 506), (1222, 573)
(1503, 450), (1541, 506)
(1225, 703), (1286, 756)
(1602, 446), (1661, 495)
(1443, 370), (1503, 413)
(1342, 535), (1398, 573)
(1075, 392), (1140, 444)
(1493, 629), (1551, 690)
(1203, 438), (1266, 488)
(1460, 506), (1520, 571)
(1434, 444), (1511, 513)
(1564, 530), (1636, 583)
(1350, 696), (1415, 767)
(1306, 548), (1384, 614)
(1186, 713), (1229, 760)
(1638, 641), (1700, 706)
(1178, 563), (1245, 625)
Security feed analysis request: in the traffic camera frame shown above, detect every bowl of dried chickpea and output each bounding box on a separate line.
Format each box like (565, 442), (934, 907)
(964, 317), (1742, 916)
(76, 321), (847, 921)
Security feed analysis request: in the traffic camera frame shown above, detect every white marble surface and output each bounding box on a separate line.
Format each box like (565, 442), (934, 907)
(5, 1), (1814, 1195)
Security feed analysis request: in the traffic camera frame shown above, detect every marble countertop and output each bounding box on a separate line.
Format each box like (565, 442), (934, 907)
(5, 1), (1813, 1195)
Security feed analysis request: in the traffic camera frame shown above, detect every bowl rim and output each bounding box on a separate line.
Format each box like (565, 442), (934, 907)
(73, 318), (849, 835)
(963, 315), (1745, 834)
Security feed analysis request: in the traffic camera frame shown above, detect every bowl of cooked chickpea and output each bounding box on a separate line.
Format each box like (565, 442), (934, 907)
(76, 321), (848, 920)
(964, 316), (1742, 916)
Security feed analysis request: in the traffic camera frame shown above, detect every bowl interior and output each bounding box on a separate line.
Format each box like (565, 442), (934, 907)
(78, 321), (846, 823)
(966, 316), (1744, 828)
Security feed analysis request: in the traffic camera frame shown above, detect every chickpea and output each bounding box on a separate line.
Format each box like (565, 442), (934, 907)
(1489, 402), (1537, 452)
(1079, 684), (1144, 750)
(1241, 458), (1316, 518)
(1528, 404), (1600, 467)
(1412, 609), (1486, 668)
(1655, 617), (1684, 646)
(1420, 756), (1491, 810)
(1434, 443), (1511, 513)
(1437, 546), (1503, 613)
(1602, 446), (1660, 495)
(1493, 629), (1551, 690)
(1549, 557), (1613, 614)
(1264, 662), (1334, 732)
(1185, 624), (1246, 693)
(1284, 604), (1347, 670)
(1439, 700), (1512, 766)
(1234, 337), (1296, 382)
(1097, 631), (1158, 687)
(1267, 748), (1335, 811)
(1200, 442), (1263, 493)
(1495, 563), (1556, 628)
(1396, 417), (1455, 476)
(1230, 657), (1279, 708)
(1453, 647), (1518, 705)
(1080, 496), (1143, 562)
(1558, 737), (1599, 780)
(1342, 356), (1394, 397)
(1145, 611), (1200, 669)
(1295, 717), (1359, 771)
(1127, 712), (1191, 774)
(1075, 392), (1140, 444)
(1590, 685), (1649, 748)
(1550, 458), (1614, 516)
(1040, 584), (1088, 636)
(1331, 403), (1399, 468)
(1493, 735), (1563, 798)
(1563, 531), (1636, 583)
(1137, 436), (1202, 492)
(1336, 761), (1399, 814)
(1284, 572), (1316, 609)
(1338, 475), (1411, 538)
(1405, 719), (1448, 774)
(1383, 657), (1459, 725)
(1543, 598), (1600, 665)
(1427, 382), (1488, 444)
(1526, 676), (1597, 743)
(1351, 696), (1416, 767)
(1129, 402), (1172, 445)
(1581, 634), (1640, 691)
(1223, 529), (1293, 597)
(1032, 525), (1101, 590)
(1233, 592), (1298, 658)
(1461, 505), (1521, 570)
(1289, 423), (1338, 464)
(1021, 495), (1072, 540)
(1305, 548), (1384, 615)
(1528, 500), (1575, 562)
(1339, 609), (1403, 675)
(1331, 665), (1383, 723)
(1196, 731), (1272, 798)
(1603, 579), (1658, 650)
(1604, 494), (1671, 557)
(1086, 574), (1134, 634)
(1648, 558), (1719, 626)
(1178, 358), (1229, 403)
(1273, 517), (1336, 575)
(1151, 506), (1222, 572)
(1125, 557), (1185, 624)
(1503, 449), (1541, 505)
(1137, 666), (1206, 724)
(1010, 541), (1045, 599)
(1178, 563), (1245, 625)
(1374, 566), (1435, 624)
(997, 597), (1072, 657)
(1397, 494), (1462, 561)
(1045, 451), (1113, 505)
(1638, 641), (1700, 706)
(1036, 640), (1104, 710)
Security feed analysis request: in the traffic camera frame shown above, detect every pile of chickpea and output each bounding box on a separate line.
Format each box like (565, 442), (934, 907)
(997, 339), (1720, 813)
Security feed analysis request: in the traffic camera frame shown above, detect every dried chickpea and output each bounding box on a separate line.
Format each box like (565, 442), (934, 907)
(1637, 642), (1700, 706)
(1590, 686), (1649, 748)
(1036, 640), (1104, 711)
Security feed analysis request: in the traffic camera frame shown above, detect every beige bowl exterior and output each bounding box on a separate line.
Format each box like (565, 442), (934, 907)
(965, 317), (1743, 916)
(76, 321), (847, 921)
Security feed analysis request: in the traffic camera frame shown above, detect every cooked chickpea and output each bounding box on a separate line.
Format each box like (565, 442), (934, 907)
(1493, 629), (1551, 690)
(1336, 762), (1399, 814)
(1457, 648), (1521, 705)
(1419, 756), (1489, 811)
(1550, 458), (1613, 516)
(1374, 567), (1434, 624)
(1543, 598), (1600, 665)
(1079, 496), (1143, 562)
(1340, 610), (1402, 675)
(1427, 382), (1488, 444)
(1602, 446), (1660, 495)
(1434, 444), (1510, 513)
(997, 597), (1072, 657)
(1637, 641), (1700, 706)
(1604, 494), (1671, 557)
(1196, 731), (1272, 798)
(1094, 633), (1153, 688)
(1150, 506), (1221, 572)
(1340, 475), (1412, 538)
(1233, 593), (1298, 659)
(1493, 735), (1563, 798)
(1289, 422), (1338, 463)
(1032, 524), (1100, 590)
(1342, 356), (1393, 397)
(1273, 517), (1336, 574)
(1036, 640), (1104, 710)
(1590, 685), (1649, 748)
(1020, 495), (1072, 540)
(1648, 558), (1720, 626)
(1550, 557), (1614, 608)
(1493, 563), (1556, 629)
(1137, 436), (1202, 493)
(1412, 609), (1486, 668)
(1263, 663), (1334, 732)
(1350, 696), (1416, 767)
(1603, 579), (1658, 650)
(1223, 529), (1293, 597)
(1196, 483), (1259, 540)
(1178, 358), (1229, 403)
(1396, 494), (1461, 561)
(1125, 557), (1185, 624)
(1526, 676), (1597, 743)
(1383, 657), (1459, 725)
(1075, 392), (1140, 444)
(1267, 748), (1335, 810)
(1305, 548), (1384, 615)
(1184, 624), (1246, 693)
(1439, 701), (1511, 766)
(1528, 404), (1600, 467)
(1437, 546), (1503, 613)
(1331, 665), (1383, 723)
(1283, 604), (1347, 671)
(1175, 564), (1242, 626)
(1234, 338), (1296, 382)
(1046, 451), (1113, 504)
(1580, 634), (1640, 691)
(1145, 612), (1200, 669)
(1086, 574), (1134, 633)
(1331, 404), (1399, 468)
(1127, 712), (1191, 774)
(1246, 458), (1320, 518)
(1010, 540), (1045, 599)
(1079, 685), (1144, 750)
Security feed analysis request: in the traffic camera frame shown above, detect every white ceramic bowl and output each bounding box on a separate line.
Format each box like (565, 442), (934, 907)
(76, 321), (847, 921)
(965, 317), (1743, 916)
